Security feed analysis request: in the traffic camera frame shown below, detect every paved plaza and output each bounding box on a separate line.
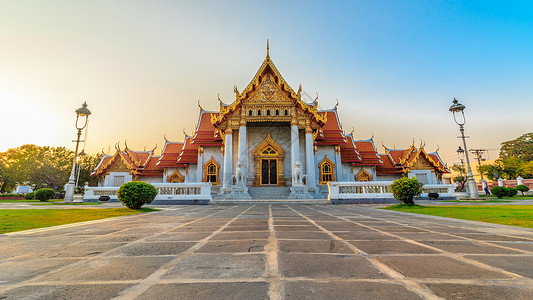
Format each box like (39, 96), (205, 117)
(1, 204), (533, 299)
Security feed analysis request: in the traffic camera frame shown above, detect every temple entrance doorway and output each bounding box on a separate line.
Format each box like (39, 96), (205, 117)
(261, 159), (278, 185)
(253, 133), (286, 187)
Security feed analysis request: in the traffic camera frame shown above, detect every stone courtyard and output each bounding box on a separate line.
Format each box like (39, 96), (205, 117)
(1, 204), (533, 299)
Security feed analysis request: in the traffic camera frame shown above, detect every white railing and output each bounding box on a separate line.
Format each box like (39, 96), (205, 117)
(84, 182), (212, 202)
(328, 181), (456, 202)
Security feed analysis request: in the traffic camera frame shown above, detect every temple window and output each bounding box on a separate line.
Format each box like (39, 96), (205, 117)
(284, 109), (288, 116)
(203, 157), (220, 185)
(262, 147), (276, 155)
(318, 156), (335, 184)
(113, 176), (125, 187)
(249, 110), (252, 116)
(267, 109), (270, 116)
(275, 109), (279, 116)
(258, 109), (261, 116)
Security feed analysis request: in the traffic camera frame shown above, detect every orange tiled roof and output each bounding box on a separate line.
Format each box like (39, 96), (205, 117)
(177, 135), (198, 164)
(339, 134), (361, 163)
(157, 141), (184, 168)
(353, 138), (383, 166)
(314, 110), (345, 145)
(192, 109), (223, 146)
(91, 147), (163, 177)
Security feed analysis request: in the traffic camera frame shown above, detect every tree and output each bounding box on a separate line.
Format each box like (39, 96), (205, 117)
(117, 181), (157, 209)
(390, 177), (423, 205)
(0, 144), (103, 192)
(500, 133), (533, 162)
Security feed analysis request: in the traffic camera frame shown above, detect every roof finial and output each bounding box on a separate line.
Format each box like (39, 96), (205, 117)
(436, 144), (440, 152)
(371, 132), (375, 140)
(335, 99), (339, 110)
(266, 39), (270, 59)
(198, 100), (203, 110)
(164, 135), (168, 143)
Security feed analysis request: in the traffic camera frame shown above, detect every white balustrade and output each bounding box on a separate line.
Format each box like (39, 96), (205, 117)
(84, 182), (212, 203)
(328, 181), (456, 202)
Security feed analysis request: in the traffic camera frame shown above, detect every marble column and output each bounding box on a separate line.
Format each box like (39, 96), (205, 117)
(290, 119), (300, 182)
(335, 145), (342, 181)
(222, 127), (233, 191)
(238, 122), (247, 183)
(196, 146), (203, 182)
(305, 125), (316, 189)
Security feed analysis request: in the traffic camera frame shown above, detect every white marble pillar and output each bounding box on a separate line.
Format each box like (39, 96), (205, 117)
(498, 177), (504, 186)
(305, 127), (316, 189)
(335, 146), (342, 181)
(196, 147), (203, 182)
(222, 128), (233, 191)
(238, 124), (247, 184)
(291, 121), (300, 180)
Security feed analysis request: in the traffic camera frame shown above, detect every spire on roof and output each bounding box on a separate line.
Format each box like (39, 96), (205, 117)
(266, 39), (270, 60)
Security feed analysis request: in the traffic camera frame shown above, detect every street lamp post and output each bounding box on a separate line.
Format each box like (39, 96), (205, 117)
(64, 102), (91, 202)
(449, 98), (479, 199)
(456, 146), (469, 195)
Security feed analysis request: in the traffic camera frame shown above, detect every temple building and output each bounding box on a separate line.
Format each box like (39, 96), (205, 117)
(91, 46), (450, 200)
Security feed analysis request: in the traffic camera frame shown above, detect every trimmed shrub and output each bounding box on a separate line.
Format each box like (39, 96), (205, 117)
(491, 186), (507, 198)
(516, 184), (530, 195)
(24, 192), (34, 200)
(506, 187), (518, 197)
(34, 188), (55, 201)
(117, 181), (157, 209)
(390, 177), (423, 205)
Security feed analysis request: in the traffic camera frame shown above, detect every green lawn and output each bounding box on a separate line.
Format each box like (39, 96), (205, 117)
(31, 202), (102, 206)
(0, 199), (63, 203)
(0, 208), (157, 234)
(442, 200), (511, 203)
(382, 205), (533, 228)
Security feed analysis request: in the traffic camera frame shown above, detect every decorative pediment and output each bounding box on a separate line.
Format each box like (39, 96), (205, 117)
(246, 74), (291, 105)
(167, 170), (184, 183)
(355, 168), (373, 181)
(107, 158), (132, 173)
(253, 133), (286, 158)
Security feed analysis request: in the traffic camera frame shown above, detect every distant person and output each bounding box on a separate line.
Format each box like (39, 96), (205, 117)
(484, 186), (490, 196)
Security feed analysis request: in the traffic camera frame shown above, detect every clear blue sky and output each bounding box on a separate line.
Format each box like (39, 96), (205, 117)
(1, 1), (532, 164)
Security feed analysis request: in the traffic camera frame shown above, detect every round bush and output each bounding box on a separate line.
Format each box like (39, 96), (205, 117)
(516, 184), (530, 195)
(24, 192), (34, 200)
(390, 177), (423, 205)
(117, 181), (157, 209)
(34, 188), (55, 201)
(490, 186), (507, 198)
(506, 187), (518, 197)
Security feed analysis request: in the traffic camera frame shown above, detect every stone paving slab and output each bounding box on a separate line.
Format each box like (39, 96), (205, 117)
(1, 204), (533, 299)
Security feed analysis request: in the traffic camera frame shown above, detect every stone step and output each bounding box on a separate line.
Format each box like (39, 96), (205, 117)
(210, 199), (330, 205)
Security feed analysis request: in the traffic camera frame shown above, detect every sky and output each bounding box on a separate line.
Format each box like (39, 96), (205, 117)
(1, 0), (532, 165)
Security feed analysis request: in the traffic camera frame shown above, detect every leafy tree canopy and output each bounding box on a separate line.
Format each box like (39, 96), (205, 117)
(0, 144), (102, 193)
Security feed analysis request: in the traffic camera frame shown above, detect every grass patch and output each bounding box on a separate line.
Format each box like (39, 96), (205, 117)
(382, 205), (533, 228)
(0, 208), (158, 234)
(0, 199), (63, 203)
(31, 202), (102, 206)
(442, 200), (511, 203)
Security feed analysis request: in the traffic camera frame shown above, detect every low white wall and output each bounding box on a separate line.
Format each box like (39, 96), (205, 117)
(84, 182), (212, 203)
(328, 181), (456, 203)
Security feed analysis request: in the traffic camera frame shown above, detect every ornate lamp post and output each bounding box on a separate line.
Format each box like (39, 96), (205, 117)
(64, 102), (91, 202)
(456, 146), (468, 195)
(449, 98), (479, 199)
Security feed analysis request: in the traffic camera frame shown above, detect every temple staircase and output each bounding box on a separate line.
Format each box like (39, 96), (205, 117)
(211, 186), (329, 204)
